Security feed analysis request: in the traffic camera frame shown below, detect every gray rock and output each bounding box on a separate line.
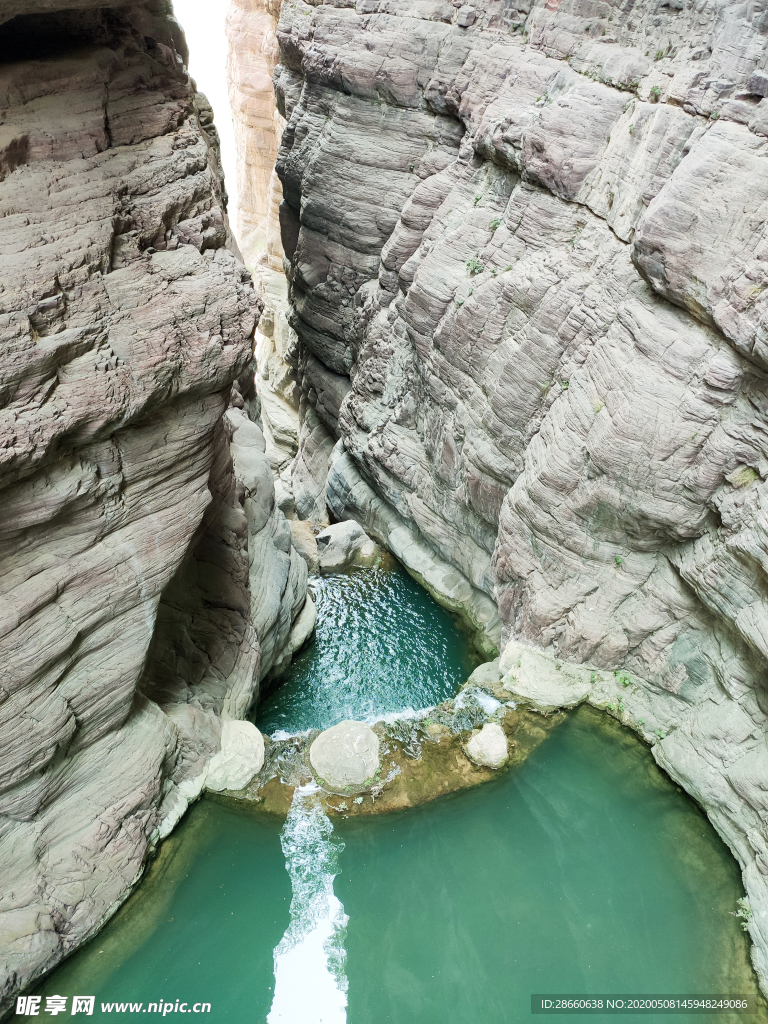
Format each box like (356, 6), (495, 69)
(226, 0), (768, 993)
(748, 71), (768, 98)
(0, 3), (310, 1012)
(310, 721), (380, 789)
(316, 520), (380, 572)
(467, 659), (502, 687)
(206, 721), (266, 792)
(465, 723), (509, 769)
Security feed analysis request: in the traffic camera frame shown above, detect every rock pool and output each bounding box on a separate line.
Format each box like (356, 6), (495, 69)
(29, 567), (765, 1023)
(254, 565), (479, 736)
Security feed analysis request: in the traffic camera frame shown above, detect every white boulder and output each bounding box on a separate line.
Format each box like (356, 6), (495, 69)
(310, 720), (380, 789)
(465, 722), (509, 769)
(316, 520), (379, 572)
(206, 720), (265, 792)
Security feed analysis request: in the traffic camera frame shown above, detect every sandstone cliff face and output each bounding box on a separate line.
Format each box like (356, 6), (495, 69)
(0, 1), (307, 1009)
(249, 0), (768, 987)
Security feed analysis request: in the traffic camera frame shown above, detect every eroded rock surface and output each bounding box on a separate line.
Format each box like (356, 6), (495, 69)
(316, 519), (380, 572)
(0, 2), (308, 1010)
(233, 0), (768, 989)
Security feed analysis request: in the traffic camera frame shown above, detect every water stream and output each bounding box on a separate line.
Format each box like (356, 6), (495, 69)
(29, 565), (765, 1023)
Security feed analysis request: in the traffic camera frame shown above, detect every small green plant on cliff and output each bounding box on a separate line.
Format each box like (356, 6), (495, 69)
(732, 897), (753, 932)
(710, 109), (720, 120)
(655, 728), (665, 740)
(650, 85), (661, 101)
(628, 123), (634, 135)
(731, 466), (759, 488)
(474, 193), (484, 206)
(615, 554), (623, 566)
(467, 255), (484, 275)
(654, 49), (664, 61)
(489, 217), (501, 230)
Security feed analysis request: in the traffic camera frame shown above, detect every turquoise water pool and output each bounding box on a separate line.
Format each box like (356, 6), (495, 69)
(254, 565), (479, 735)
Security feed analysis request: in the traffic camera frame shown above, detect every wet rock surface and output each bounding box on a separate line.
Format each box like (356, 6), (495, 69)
(221, 671), (562, 817)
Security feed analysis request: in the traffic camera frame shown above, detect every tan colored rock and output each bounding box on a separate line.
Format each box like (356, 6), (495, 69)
(289, 519), (319, 572)
(310, 721), (380, 790)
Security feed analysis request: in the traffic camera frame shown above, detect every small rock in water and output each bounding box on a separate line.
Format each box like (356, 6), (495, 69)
(316, 520), (380, 572)
(464, 722), (508, 769)
(310, 720), (380, 789)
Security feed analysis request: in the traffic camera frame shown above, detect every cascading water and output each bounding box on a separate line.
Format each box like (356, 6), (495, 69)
(268, 785), (349, 1024)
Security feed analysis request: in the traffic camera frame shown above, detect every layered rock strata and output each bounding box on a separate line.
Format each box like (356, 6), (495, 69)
(0, 2), (308, 1010)
(239, 0), (768, 989)
(227, 0), (302, 515)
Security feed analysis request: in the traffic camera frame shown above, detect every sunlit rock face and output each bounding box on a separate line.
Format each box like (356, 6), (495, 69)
(264, 0), (768, 989)
(0, 1), (307, 1010)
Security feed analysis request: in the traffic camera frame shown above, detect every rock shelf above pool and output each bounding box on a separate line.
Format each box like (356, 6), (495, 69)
(215, 671), (564, 816)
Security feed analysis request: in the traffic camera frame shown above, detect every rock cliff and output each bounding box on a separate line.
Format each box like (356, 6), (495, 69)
(231, 0), (768, 989)
(0, 1), (308, 1010)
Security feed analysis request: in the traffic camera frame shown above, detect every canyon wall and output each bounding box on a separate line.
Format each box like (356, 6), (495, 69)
(231, 0), (768, 988)
(0, 1), (309, 1011)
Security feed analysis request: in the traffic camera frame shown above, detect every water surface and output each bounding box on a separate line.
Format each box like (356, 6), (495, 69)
(254, 565), (479, 735)
(32, 709), (762, 1023)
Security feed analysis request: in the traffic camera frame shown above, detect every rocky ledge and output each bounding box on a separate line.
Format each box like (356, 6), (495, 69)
(215, 663), (563, 817)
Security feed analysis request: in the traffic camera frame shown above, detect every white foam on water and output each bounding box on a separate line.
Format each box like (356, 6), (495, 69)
(473, 689), (502, 715)
(267, 785), (349, 1024)
(270, 728), (314, 742)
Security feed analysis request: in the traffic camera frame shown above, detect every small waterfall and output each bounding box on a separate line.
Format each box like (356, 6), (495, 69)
(267, 784), (349, 1024)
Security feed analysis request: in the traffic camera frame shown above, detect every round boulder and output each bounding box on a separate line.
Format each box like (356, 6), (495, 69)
(465, 722), (508, 769)
(310, 720), (380, 789)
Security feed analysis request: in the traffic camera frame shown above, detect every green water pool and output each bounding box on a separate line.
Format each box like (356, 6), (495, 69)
(28, 565), (765, 1023)
(253, 565), (479, 735)
(31, 710), (762, 1023)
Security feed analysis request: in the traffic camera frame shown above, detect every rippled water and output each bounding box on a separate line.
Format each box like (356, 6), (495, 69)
(254, 565), (479, 736)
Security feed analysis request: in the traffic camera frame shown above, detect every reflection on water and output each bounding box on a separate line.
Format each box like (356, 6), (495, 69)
(254, 565), (479, 736)
(268, 785), (348, 1024)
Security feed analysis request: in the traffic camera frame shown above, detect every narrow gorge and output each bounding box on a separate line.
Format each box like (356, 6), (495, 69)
(3, 0), (768, 1019)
